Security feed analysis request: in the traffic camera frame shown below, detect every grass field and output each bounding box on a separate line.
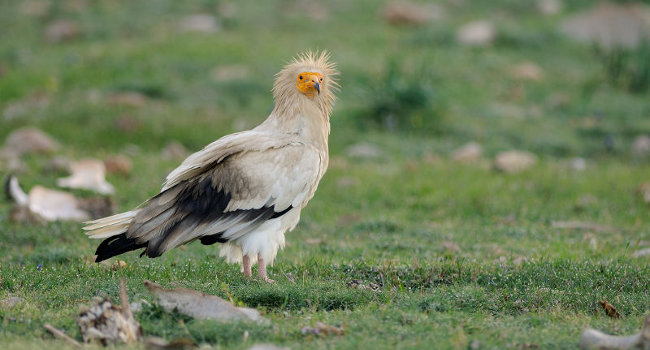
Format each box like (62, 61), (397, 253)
(1, 0), (649, 349)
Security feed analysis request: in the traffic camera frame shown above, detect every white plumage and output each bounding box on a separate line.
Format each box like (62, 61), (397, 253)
(84, 51), (338, 282)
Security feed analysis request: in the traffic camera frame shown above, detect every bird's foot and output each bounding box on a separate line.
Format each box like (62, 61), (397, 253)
(243, 255), (252, 279)
(257, 255), (274, 283)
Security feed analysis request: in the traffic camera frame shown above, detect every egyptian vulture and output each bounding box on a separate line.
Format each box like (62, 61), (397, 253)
(85, 51), (338, 282)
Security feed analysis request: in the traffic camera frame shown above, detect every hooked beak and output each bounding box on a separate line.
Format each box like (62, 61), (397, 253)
(314, 82), (320, 94)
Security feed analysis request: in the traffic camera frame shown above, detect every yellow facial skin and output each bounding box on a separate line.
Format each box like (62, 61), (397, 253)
(296, 72), (323, 98)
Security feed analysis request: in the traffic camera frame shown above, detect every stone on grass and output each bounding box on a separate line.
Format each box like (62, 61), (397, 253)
(1, 297), (25, 309)
(631, 248), (650, 258)
(457, 21), (496, 46)
(161, 141), (189, 160)
(632, 135), (650, 156)
(44, 20), (80, 43)
(144, 281), (268, 323)
(57, 158), (115, 195)
(346, 142), (383, 159)
(179, 14), (220, 33)
(380, 1), (444, 26)
(561, 2), (650, 50)
(108, 92), (148, 107)
(248, 344), (290, 350)
(579, 315), (650, 349)
(211, 64), (250, 82)
(494, 150), (537, 173)
(4, 127), (61, 156)
(537, 0), (562, 15)
(451, 142), (483, 163)
(511, 62), (545, 81)
(104, 155), (132, 176)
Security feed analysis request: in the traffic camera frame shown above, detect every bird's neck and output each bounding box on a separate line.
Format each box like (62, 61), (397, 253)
(265, 96), (330, 151)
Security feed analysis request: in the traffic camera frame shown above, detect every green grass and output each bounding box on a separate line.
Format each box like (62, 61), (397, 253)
(1, 0), (650, 349)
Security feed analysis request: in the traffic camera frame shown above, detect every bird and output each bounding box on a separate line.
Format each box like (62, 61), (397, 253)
(84, 51), (338, 282)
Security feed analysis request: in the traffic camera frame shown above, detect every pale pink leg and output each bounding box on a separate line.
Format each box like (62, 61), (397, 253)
(243, 255), (252, 279)
(257, 254), (275, 283)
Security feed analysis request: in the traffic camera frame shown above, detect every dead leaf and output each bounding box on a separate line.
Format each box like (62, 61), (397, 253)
(4, 127), (61, 156)
(77, 279), (141, 345)
(44, 20), (80, 43)
(144, 280), (268, 323)
(104, 155), (132, 176)
(58, 158), (115, 195)
(599, 300), (621, 319)
(301, 322), (344, 336)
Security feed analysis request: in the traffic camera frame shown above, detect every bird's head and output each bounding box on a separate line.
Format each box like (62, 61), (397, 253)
(273, 51), (339, 116)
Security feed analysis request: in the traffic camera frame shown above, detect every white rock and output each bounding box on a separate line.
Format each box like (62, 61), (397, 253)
(494, 150), (538, 173)
(632, 135), (650, 155)
(179, 14), (220, 33)
(561, 2), (650, 50)
(457, 21), (495, 46)
(144, 281), (268, 323)
(511, 62), (545, 81)
(4, 127), (60, 155)
(537, 0), (562, 15)
(451, 142), (483, 163)
(631, 248), (650, 258)
(57, 158), (115, 195)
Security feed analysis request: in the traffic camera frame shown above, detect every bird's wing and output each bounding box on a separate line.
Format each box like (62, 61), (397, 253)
(128, 134), (324, 257)
(162, 130), (296, 191)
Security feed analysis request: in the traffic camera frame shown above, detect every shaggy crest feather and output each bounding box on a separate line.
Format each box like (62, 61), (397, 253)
(272, 50), (339, 120)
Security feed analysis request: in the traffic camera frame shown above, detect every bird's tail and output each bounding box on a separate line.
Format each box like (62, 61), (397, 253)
(83, 210), (139, 239)
(83, 210), (145, 262)
(94, 233), (146, 262)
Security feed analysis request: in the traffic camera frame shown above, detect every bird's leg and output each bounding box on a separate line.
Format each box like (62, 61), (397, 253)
(257, 254), (275, 283)
(243, 255), (252, 279)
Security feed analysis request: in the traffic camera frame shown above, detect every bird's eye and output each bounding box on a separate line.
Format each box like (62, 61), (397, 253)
(299, 75), (303, 80)
(319, 78), (323, 82)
